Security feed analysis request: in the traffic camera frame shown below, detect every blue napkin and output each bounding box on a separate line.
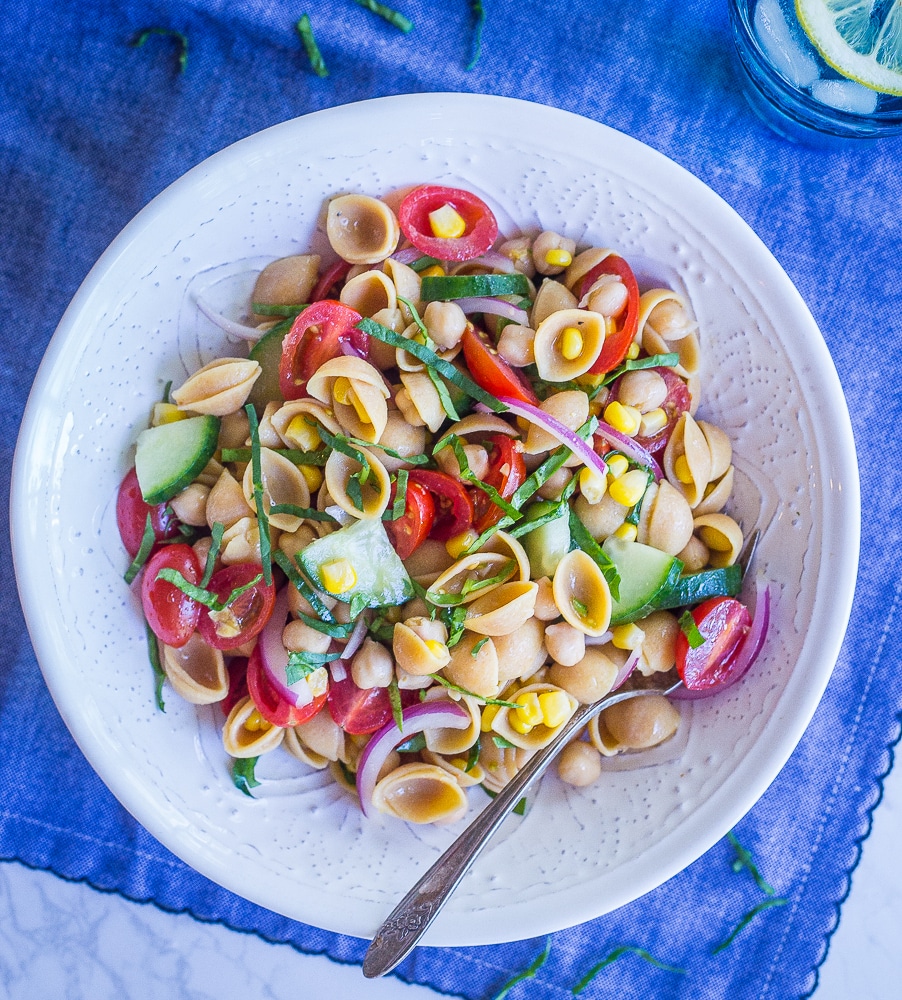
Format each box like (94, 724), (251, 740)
(3, 1), (901, 997)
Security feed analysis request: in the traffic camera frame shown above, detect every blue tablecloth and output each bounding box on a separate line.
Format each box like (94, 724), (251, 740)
(2, 2), (901, 997)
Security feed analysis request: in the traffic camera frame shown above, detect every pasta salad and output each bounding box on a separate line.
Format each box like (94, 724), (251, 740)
(117, 184), (768, 825)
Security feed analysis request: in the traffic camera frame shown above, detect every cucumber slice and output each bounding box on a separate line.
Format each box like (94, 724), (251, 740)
(135, 414), (220, 504)
(603, 536), (683, 625)
(420, 272), (530, 302)
(298, 516), (414, 608)
(247, 322), (288, 414)
(649, 564), (743, 611)
(521, 501), (571, 578)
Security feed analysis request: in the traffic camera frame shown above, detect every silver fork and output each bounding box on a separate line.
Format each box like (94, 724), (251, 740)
(363, 529), (760, 977)
(362, 676), (682, 977)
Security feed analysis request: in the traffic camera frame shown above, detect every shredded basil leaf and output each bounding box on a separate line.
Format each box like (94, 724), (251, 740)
(144, 620), (166, 712)
(430, 674), (520, 709)
(200, 521), (225, 588)
(244, 404), (273, 585)
(568, 510), (622, 600)
(132, 26), (189, 73)
(711, 897), (788, 954)
(492, 734), (516, 749)
(358, 317), (505, 412)
(465, 735), (481, 772)
(482, 785), (529, 816)
(285, 650), (341, 686)
(296, 612), (356, 639)
(471, 637), (490, 657)
(396, 732), (426, 753)
(250, 302), (307, 318)
(426, 559), (516, 607)
(345, 435), (429, 465)
(273, 548), (336, 622)
(156, 567), (263, 611)
(489, 940), (551, 1000)
(388, 677), (404, 731)
(384, 468), (409, 522)
(312, 422), (371, 484)
(408, 255), (441, 273)
(295, 14), (328, 77)
(351, 0), (413, 32)
(601, 352), (680, 386)
(124, 514), (156, 585)
(269, 503), (338, 522)
(346, 471), (365, 511)
(231, 756), (260, 797)
(465, 1), (486, 71)
(441, 605), (469, 648)
(679, 610), (707, 649)
(435, 435), (520, 520)
(572, 946), (686, 992)
(727, 831), (777, 895)
(221, 447), (329, 466)
(427, 366), (462, 421)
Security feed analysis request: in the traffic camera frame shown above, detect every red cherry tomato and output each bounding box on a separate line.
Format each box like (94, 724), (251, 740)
(117, 466), (182, 557)
(398, 184), (499, 262)
(385, 478), (436, 560)
(310, 259), (352, 302)
(196, 563), (277, 651)
(582, 255), (640, 375)
(141, 544), (202, 648)
(675, 596), (753, 693)
(221, 657), (249, 717)
(327, 672), (417, 735)
(279, 300), (366, 400)
(472, 434), (526, 532)
(608, 367), (690, 455)
(245, 645), (328, 728)
(461, 325), (540, 406)
(407, 469), (474, 542)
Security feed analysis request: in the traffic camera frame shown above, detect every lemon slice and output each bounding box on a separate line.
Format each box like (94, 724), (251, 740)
(795, 0), (902, 95)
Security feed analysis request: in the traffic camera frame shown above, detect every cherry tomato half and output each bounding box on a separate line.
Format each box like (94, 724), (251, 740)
(385, 478), (435, 560)
(408, 469), (474, 542)
(310, 259), (352, 302)
(461, 325), (540, 406)
(675, 596), (752, 693)
(196, 563), (277, 651)
(327, 672), (416, 735)
(472, 434), (526, 533)
(279, 300), (366, 400)
(608, 367), (690, 455)
(398, 185), (499, 262)
(141, 544), (202, 648)
(582, 255), (640, 375)
(246, 644), (328, 728)
(221, 657), (249, 717)
(117, 466), (182, 557)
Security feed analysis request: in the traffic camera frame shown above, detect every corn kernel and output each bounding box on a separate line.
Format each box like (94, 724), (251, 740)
(509, 714), (534, 735)
(481, 703), (501, 732)
(514, 692), (544, 728)
(446, 529), (479, 559)
(639, 407), (668, 437)
(429, 203), (467, 240)
(298, 464), (323, 492)
(538, 690), (571, 728)
(603, 400), (642, 437)
(285, 415), (322, 451)
(152, 402), (186, 426)
(609, 469), (650, 507)
(308, 666), (329, 698)
(332, 376), (352, 405)
(424, 638), (449, 659)
(418, 264), (446, 278)
(450, 757), (469, 772)
(560, 326), (584, 360)
(606, 454), (630, 480)
(318, 558), (357, 594)
(612, 623), (645, 650)
(244, 710), (271, 732)
(626, 340), (641, 360)
(613, 522), (638, 541)
(545, 247), (573, 268)
(579, 466), (608, 504)
(698, 526), (732, 552)
(673, 454), (694, 484)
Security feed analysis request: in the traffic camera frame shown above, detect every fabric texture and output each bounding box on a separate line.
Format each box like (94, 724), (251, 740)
(2, 1), (901, 997)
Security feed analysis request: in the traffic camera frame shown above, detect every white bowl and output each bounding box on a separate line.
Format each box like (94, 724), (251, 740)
(11, 94), (859, 946)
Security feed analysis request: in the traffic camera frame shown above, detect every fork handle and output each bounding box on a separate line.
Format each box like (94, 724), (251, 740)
(361, 684), (674, 978)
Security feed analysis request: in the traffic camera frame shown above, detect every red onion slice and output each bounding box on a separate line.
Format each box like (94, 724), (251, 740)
(257, 587), (314, 708)
(482, 396), (609, 481)
(341, 611), (370, 662)
(196, 295), (266, 343)
(454, 297), (529, 325)
(356, 701), (470, 816)
(611, 648), (641, 691)
(672, 578), (771, 700)
(466, 250), (518, 274)
(594, 420), (663, 479)
(390, 247), (424, 265)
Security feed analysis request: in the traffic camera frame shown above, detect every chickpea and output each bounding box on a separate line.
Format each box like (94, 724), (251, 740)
(423, 300), (468, 350)
(602, 694), (680, 749)
(557, 740), (602, 787)
(351, 638), (395, 689)
(497, 235), (535, 277)
(545, 622), (586, 667)
(219, 409), (251, 450)
(497, 324), (536, 367)
(647, 299), (693, 340)
(617, 369), (668, 413)
(283, 619), (331, 655)
(549, 647), (620, 704)
(585, 274), (628, 317)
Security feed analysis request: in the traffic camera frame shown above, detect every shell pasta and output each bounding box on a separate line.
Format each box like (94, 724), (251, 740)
(119, 183), (755, 825)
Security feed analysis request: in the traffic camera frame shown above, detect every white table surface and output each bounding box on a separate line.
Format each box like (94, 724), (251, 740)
(1, 754), (899, 999)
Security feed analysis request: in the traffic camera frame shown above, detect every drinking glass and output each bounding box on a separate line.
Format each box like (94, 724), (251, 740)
(729, 0), (902, 144)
